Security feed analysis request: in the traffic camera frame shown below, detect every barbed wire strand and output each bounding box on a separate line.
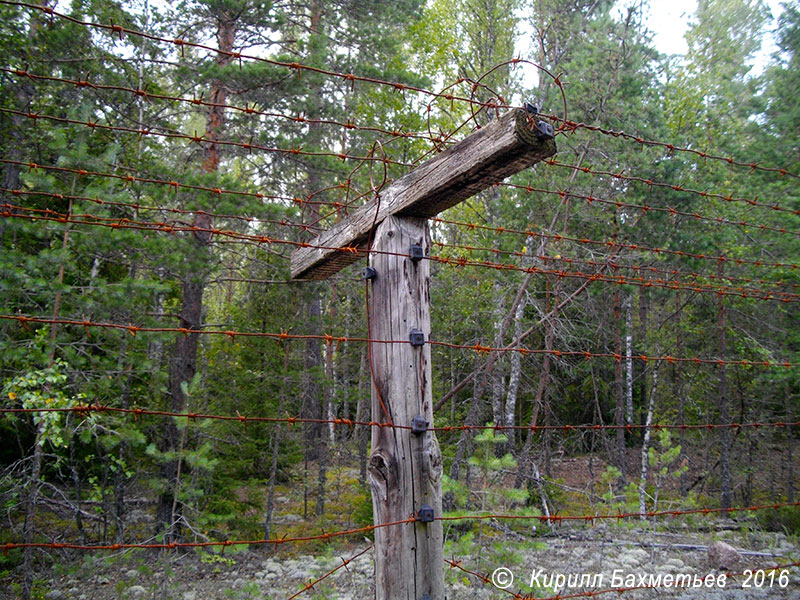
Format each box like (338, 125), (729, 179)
(0, 1), (487, 108)
(2, 503), (798, 555)
(285, 544), (373, 600)
(1, 405), (797, 435)
(0, 67), (441, 144)
(543, 158), (800, 218)
(498, 180), (800, 239)
(1, 185), (323, 233)
(432, 217), (800, 274)
(4, 0), (798, 183)
(431, 240), (800, 302)
(0, 313), (796, 367)
(0, 108), (412, 168)
(4, 202), (798, 301)
(0, 157), (380, 218)
(556, 116), (799, 179)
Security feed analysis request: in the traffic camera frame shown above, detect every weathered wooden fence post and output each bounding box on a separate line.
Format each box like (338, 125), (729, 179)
(290, 107), (556, 600)
(366, 215), (443, 598)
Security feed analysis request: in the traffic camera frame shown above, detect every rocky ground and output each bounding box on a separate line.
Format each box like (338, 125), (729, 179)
(9, 521), (798, 600)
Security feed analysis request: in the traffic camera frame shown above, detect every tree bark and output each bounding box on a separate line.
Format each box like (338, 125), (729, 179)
(515, 279), (557, 488)
(491, 281), (506, 434)
(503, 298), (525, 450)
(265, 348), (290, 541)
(786, 380), (795, 503)
(625, 294), (634, 426)
(638, 362), (659, 518)
(675, 292), (688, 498)
(716, 261), (732, 510)
(613, 289), (626, 481)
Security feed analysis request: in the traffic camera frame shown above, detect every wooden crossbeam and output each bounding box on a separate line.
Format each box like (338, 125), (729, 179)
(290, 108), (556, 280)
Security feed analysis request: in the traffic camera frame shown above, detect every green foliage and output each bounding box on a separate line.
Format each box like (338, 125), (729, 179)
(351, 492), (374, 528)
(757, 506), (800, 536)
(648, 430), (687, 482)
(2, 360), (89, 450)
(445, 424), (539, 569)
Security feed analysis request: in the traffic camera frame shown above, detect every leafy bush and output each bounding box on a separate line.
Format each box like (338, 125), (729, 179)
(757, 506), (800, 536)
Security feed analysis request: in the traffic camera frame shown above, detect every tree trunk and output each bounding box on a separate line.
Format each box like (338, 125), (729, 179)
(675, 292), (688, 498)
(716, 261), (732, 510)
(21, 427), (44, 600)
(613, 289), (626, 481)
(786, 380), (795, 503)
(156, 7), (233, 538)
(157, 259), (206, 539)
(637, 288), (649, 439)
(367, 216), (444, 600)
(503, 298), (525, 449)
(515, 279), (556, 488)
(638, 362), (659, 518)
(265, 348), (290, 541)
(625, 294), (634, 426)
(491, 281), (506, 434)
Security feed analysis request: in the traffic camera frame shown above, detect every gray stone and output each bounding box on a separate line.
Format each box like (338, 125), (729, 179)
(127, 585), (147, 598)
(97, 575), (110, 585)
(278, 514), (303, 523)
(44, 591), (63, 600)
(664, 558), (686, 570)
(707, 540), (741, 570)
(126, 569), (139, 579)
(287, 567), (311, 580)
(182, 592), (197, 600)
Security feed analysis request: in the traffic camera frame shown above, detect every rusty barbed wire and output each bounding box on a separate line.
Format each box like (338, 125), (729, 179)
(1, 405), (796, 435)
(7, 0), (799, 184)
(0, 200), (362, 251)
(0, 67), (442, 145)
(544, 158), (800, 218)
(432, 220), (800, 292)
(0, 1), (490, 109)
(0, 158), (373, 218)
(556, 117), (799, 179)
(1, 185), (322, 233)
(432, 240), (800, 302)
(0, 519), (414, 553)
(2, 504), (798, 555)
(5, 200), (798, 301)
(438, 503), (800, 525)
(0, 108), (412, 168)
(5, 167), (798, 293)
(0, 313), (796, 367)
(427, 253), (800, 302)
(285, 545), (373, 600)
(5, 0), (798, 188)
(4, 180), (795, 296)
(0, 405), (411, 430)
(431, 217), (800, 274)
(499, 181), (800, 238)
